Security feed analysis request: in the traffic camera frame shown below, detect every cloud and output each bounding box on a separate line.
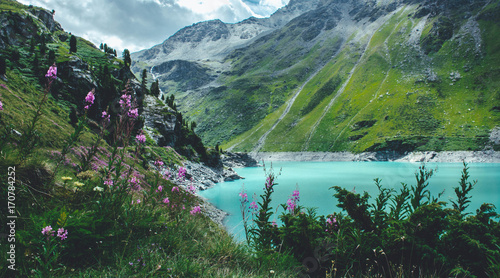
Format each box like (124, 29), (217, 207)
(16, 0), (288, 53)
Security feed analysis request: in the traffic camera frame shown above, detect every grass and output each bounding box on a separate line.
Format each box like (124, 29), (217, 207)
(223, 3), (500, 153)
(0, 67), (301, 277)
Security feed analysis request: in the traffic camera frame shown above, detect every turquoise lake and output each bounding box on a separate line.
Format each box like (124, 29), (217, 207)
(199, 162), (500, 241)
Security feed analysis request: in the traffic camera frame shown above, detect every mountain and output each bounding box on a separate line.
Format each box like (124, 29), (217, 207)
(132, 0), (500, 153)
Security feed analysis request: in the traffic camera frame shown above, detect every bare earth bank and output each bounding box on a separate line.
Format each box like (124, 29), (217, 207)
(249, 151), (500, 163)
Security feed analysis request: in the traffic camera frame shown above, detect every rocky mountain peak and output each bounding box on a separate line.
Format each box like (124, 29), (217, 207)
(168, 19), (229, 44)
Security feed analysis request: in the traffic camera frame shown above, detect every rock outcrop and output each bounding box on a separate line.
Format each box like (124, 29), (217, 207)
(141, 95), (178, 147)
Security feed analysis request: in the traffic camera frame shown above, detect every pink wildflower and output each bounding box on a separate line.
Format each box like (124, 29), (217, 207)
(128, 108), (138, 119)
(45, 64), (57, 79)
(286, 198), (296, 212)
(156, 185), (163, 192)
(57, 228), (68, 240)
(249, 201), (258, 212)
(104, 179), (113, 186)
(85, 90), (95, 104)
(136, 199), (141, 204)
(135, 133), (146, 144)
(178, 167), (186, 180)
(41, 225), (54, 236)
(239, 192), (248, 202)
(190, 205), (201, 215)
(0, 100), (3, 111)
(188, 184), (196, 194)
(84, 89), (95, 110)
(172, 186), (179, 192)
(119, 94), (132, 108)
(154, 159), (164, 167)
(163, 171), (171, 180)
(129, 176), (140, 190)
(265, 176), (272, 189)
(162, 197), (170, 204)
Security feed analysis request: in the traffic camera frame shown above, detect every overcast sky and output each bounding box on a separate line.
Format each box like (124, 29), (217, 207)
(17, 0), (289, 54)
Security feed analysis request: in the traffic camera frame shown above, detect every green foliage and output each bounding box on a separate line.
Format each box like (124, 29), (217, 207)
(122, 49), (131, 68)
(0, 55), (6, 75)
(301, 76), (342, 116)
(451, 162), (477, 217)
(244, 163), (500, 277)
(150, 79), (160, 97)
(69, 35), (77, 53)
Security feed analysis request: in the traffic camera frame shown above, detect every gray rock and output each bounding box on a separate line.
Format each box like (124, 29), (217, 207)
(141, 95), (177, 147)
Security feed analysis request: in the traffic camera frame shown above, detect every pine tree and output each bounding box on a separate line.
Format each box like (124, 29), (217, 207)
(40, 34), (46, 56)
(122, 49), (131, 68)
(69, 35), (77, 53)
(0, 56), (6, 76)
(48, 50), (56, 64)
(150, 79), (160, 98)
(141, 69), (148, 94)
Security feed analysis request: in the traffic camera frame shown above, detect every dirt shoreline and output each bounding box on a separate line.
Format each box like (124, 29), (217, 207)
(248, 150), (500, 163)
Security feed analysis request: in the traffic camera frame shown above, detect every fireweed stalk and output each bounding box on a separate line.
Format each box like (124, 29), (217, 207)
(52, 89), (96, 177)
(35, 225), (68, 276)
(239, 185), (251, 243)
(17, 63), (57, 162)
(77, 109), (111, 172)
(93, 80), (140, 222)
(248, 164), (281, 251)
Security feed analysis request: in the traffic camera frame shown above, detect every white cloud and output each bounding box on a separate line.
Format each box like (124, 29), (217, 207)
(16, 0), (288, 53)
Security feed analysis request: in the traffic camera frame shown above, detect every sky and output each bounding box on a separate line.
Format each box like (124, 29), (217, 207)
(17, 0), (289, 54)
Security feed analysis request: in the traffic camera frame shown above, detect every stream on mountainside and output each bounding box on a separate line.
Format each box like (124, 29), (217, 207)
(199, 161), (500, 241)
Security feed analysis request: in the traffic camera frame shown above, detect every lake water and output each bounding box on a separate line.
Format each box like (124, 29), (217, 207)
(199, 162), (500, 241)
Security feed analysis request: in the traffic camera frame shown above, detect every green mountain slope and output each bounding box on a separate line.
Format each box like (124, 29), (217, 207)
(134, 0), (500, 153)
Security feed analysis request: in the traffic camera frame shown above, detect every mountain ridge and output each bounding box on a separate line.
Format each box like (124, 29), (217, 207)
(133, 0), (500, 153)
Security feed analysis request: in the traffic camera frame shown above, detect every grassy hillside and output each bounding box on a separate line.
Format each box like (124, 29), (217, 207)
(0, 1), (300, 276)
(221, 2), (500, 152)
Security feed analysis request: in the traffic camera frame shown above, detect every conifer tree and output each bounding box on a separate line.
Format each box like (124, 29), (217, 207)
(122, 49), (131, 68)
(141, 69), (148, 94)
(150, 79), (160, 98)
(48, 50), (56, 64)
(69, 35), (77, 53)
(0, 56), (6, 76)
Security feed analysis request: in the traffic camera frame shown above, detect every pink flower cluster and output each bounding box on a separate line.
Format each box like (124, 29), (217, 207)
(102, 111), (110, 122)
(154, 159), (164, 167)
(178, 167), (186, 180)
(325, 216), (338, 232)
(104, 179), (113, 187)
(188, 184), (196, 195)
(190, 205), (201, 215)
(128, 108), (139, 119)
(129, 176), (140, 191)
(84, 89), (95, 110)
(239, 191), (248, 202)
(286, 188), (300, 213)
(41, 225), (68, 240)
(286, 199), (296, 212)
(119, 94), (132, 109)
(0, 100), (3, 111)
(135, 132), (146, 144)
(45, 64), (57, 79)
(249, 201), (258, 213)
